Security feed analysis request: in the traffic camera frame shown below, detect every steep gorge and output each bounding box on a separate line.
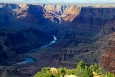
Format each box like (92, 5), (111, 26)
(43, 4), (115, 31)
(43, 5), (115, 73)
(0, 28), (53, 65)
(1, 3), (115, 32)
(0, 3), (115, 76)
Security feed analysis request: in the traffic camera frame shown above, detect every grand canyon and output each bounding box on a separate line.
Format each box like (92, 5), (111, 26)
(0, 3), (115, 77)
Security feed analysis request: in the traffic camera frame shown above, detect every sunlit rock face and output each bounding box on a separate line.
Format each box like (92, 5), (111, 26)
(43, 5), (81, 23)
(0, 3), (56, 65)
(43, 5), (115, 31)
(1, 3), (115, 32)
(0, 3), (58, 32)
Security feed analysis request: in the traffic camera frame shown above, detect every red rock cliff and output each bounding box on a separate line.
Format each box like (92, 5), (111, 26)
(100, 47), (115, 73)
(100, 32), (115, 74)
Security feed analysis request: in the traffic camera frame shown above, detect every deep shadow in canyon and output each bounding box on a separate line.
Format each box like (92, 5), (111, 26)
(0, 3), (115, 77)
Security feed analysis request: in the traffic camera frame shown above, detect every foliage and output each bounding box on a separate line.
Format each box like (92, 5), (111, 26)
(53, 74), (60, 77)
(81, 66), (93, 77)
(106, 72), (115, 77)
(34, 67), (54, 77)
(66, 69), (76, 75)
(76, 60), (85, 76)
(33, 60), (115, 77)
(90, 63), (103, 74)
(41, 67), (50, 73)
(34, 71), (54, 77)
(58, 67), (66, 77)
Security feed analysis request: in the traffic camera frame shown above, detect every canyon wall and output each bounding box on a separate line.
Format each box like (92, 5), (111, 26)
(72, 8), (115, 31)
(0, 28), (53, 65)
(1, 3), (115, 31)
(43, 5), (81, 23)
(43, 5), (115, 72)
(0, 3), (58, 32)
(100, 32), (115, 74)
(43, 4), (115, 31)
(1, 3), (115, 74)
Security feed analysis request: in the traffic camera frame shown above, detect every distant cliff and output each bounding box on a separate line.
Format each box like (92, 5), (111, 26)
(43, 5), (81, 23)
(1, 3), (115, 73)
(43, 4), (115, 31)
(0, 3), (58, 32)
(72, 8), (115, 31)
(1, 3), (115, 32)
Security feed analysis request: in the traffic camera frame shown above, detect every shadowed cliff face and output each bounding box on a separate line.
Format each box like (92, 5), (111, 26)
(72, 8), (115, 31)
(1, 3), (115, 75)
(0, 66), (29, 77)
(0, 3), (58, 65)
(42, 5), (115, 31)
(1, 3), (115, 32)
(0, 3), (59, 32)
(0, 28), (53, 65)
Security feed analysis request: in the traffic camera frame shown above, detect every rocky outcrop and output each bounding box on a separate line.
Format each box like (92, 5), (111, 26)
(72, 8), (115, 31)
(43, 5), (81, 23)
(0, 66), (29, 77)
(100, 47), (115, 74)
(1, 3), (115, 32)
(61, 62), (76, 69)
(100, 26), (115, 35)
(100, 32), (115, 74)
(0, 3), (59, 32)
(58, 48), (90, 61)
(43, 5), (115, 31)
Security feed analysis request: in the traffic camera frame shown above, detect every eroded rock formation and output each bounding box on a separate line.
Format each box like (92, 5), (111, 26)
(100, 47), (115, 74)
(1, 3), (115, 32)
(43, 5), (81, 23)
(1, 3), (115, 76)
(100, 32), (115, 74)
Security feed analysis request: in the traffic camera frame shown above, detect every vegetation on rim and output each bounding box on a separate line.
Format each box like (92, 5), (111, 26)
(34, 60), (115, 77)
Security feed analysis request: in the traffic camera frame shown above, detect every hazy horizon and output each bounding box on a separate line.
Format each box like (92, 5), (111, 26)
(0, 0), (115, 4)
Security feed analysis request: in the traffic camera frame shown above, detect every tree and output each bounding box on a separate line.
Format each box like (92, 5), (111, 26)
(33, 61), (115, 77)
(90, 64), (103, 74)
(43, 72), (54, 77)
(58, 67), (66, 77)
(34, 71), (54, 77)
(34, 67), (53, 77)
(81, 66), (93, 77)
(66, 69), (76, 75)
(106, 72), (115, 77)
(53, 74), (60, 77)
(76, 60), (85, 76)
(34, 72), (43, 77)
(41, 67), (50, 73)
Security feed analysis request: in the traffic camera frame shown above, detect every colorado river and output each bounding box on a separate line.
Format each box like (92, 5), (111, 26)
(14, 35), (57, 65)
(24, 58), (34, 64)
(40, 35), (57, 48)
(28, 35), (57, 52)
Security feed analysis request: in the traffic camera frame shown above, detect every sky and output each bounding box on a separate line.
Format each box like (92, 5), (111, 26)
(0, 0), (115, 3)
